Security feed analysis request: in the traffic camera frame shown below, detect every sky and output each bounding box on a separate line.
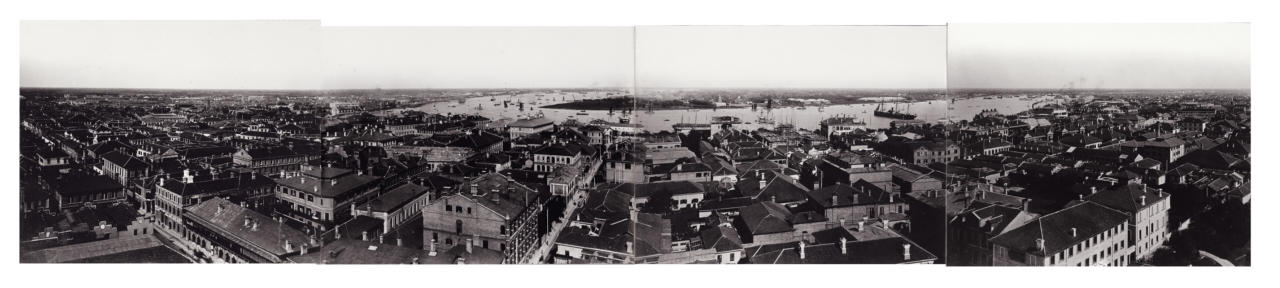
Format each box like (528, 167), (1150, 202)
(20, 21), (322, 90)
(948, 23), (1251, 90)
(323, 27), (634, 89)
(635, 26), (947, 89)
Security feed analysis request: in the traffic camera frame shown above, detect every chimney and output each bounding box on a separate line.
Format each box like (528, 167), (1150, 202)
(770, 195), (777, 203)
(799, 241), (807, 259)
(465, 237), (473, 254)
(1021, 198), (1030, 211)
(759, 179), (767, 190)
(300, 244), (309, 255)
(251, 220), (259, 231)
(362, 231), (369, 241)
(471, 183), (479, 196)
(857, 220), (865, 231)
(330, 179), (337, 186)
(889, 193), (896, 203)
(411, 257), (420, 264)
(902, 243), (911, 260)
(1140, 195), (1147, 206)
(243, 216), (252, 228)
(840, 237), (848, 255)
(216, 204), (225, 215)
(1071, 227), (1078, 238)
(881, 219), (890, 229)
(428, 242), (438, 256)
(397, 237), (403, 247)
(1035, 238), (1045, 251)
(284, 240), (293, 252)
(626, 241), (634, 254)
(831, 195), (839, 206)
(1090, 186), (1098, 195)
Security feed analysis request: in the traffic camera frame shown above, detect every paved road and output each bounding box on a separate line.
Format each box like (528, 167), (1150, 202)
(525, 192), (585, 263)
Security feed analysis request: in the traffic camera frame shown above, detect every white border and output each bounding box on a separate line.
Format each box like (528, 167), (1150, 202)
(3, 1), (1272, 288)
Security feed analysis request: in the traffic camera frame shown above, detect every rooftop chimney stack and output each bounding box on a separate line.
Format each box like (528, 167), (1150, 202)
(1071, 227), (1078, 238)
(799, 241), (807, 259)
(1090, 186), (1098, 195)
(831, 195), (839, 205)
(759, 179), (767, 190)
(362, 231), (369, 241)
(1141, 195), (1147, 206)
(284, 240), (293, 252)
(902, 243), (911, 260)
(1035, 238), (1046, 251)
(840, 237), (848, 255)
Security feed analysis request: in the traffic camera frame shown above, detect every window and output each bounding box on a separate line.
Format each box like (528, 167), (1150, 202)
(456, 220), (463, 234)
(446, 238), (453, 245)
(446, 204), (453, 212)
(500, 225), (507, 235)
(483, 240), (489, 249)
(467, 207), (472, 214)
(432, 232), (438, 242)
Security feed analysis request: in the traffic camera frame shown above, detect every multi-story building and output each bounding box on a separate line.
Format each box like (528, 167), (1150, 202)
(988, 201), (1131, 266)
(274, 166), (381, 231)
(805, 180), (910, 227)
(508, 117), (554, 139)
(154, 169), (276, 246)
(422, 173), (543, 264)
(532, 143), (584, 173)
(1083, 183), (1172, 262)
(351, 183), (433, 234)
(232, 147), (309, 177)
(183, 197), (312, 263)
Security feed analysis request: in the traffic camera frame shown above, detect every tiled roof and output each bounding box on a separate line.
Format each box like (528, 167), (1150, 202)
(988, 201), (1129, 256)
(185, 197), (310, 258)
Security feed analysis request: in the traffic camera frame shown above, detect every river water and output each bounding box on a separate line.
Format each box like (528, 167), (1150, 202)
(406, 93), (1052, 133)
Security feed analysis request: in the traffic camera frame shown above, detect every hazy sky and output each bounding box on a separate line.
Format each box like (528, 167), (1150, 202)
(323, 27), (634, 89)
(949, 23), (1250, 90)
(21, 21), (322, 90)
(636, 26), (947, 89)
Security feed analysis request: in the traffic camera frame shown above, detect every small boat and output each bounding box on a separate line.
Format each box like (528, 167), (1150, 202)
(576, 111), (590, 116)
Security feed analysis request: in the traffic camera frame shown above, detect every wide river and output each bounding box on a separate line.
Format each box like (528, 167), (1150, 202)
(405, 92), (1054, 133)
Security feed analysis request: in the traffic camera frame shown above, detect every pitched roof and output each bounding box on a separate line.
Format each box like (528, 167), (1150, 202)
(699, 225), (744, 252)
(988, 201), (1129, 256)
(739, 201), (794, 235)
(185, 197), (310, 258)
(1084, 183), (1169, 214)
